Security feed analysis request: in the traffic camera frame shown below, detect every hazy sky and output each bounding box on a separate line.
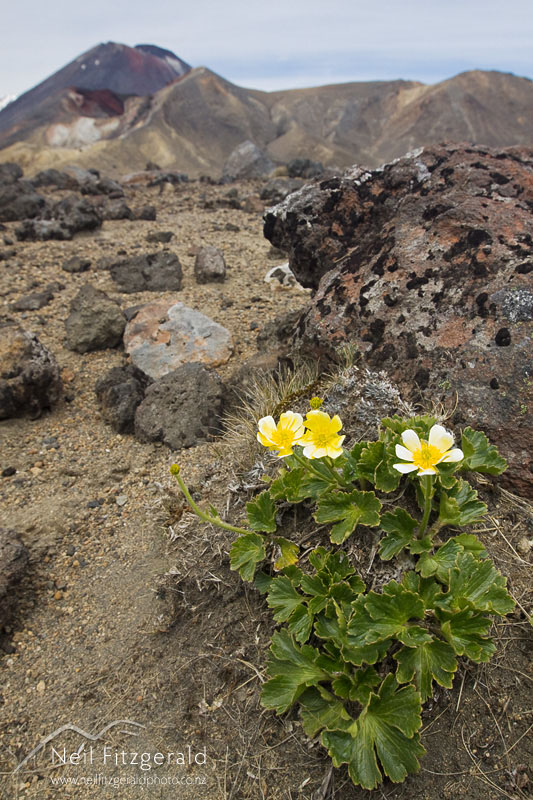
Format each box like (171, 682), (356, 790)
(1, 0), (532, 97)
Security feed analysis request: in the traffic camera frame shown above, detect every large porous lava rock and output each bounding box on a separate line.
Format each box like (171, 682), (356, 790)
(0, 179), (46, 222)
(95, 365), (152, 433)
(264, 143), (533, 495)
(124, 299), (233, 379)
(0, 162), (23, 184)
(194, 245), (226, 284)
(223, 141), (275, 181)
(52, 195), (102, 234)
(30, 168), (79, 190)
(0, 323), (62, 418)
(108, 251), (183, 293)
(0, 528), (29, 630)
(134, 362), (224, 449)
(65, 285), (126, 353)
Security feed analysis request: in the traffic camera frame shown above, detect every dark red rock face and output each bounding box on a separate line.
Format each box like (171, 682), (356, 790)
(264, 144), (533, 495)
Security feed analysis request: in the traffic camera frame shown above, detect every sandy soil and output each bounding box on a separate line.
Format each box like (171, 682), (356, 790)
(0, 178), (531, 800)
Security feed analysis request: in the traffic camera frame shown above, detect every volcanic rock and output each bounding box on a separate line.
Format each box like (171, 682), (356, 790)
(123, 299), (233, 379)
(134, 362), (224, 449)
(95, 365), (152, 433)
(0, 323), (62, 418)
(0, 162), (23, 184)
(0, 528), (29, 630)
(65, 285), (126, 353)
(30, 168), (78, 190)
(9, 288), (55, 311)
(102, 199), (134, 220)
(108, 251), (183, 293)
(0, 180), (46, 222)
(223, 141), (275, 181)
(62, 256), (91, 273)
(145, 230), (174, 244)
(286, 158), (324, 179)
(135, 205), (157, 221)
(15, 219), (71, 241)
(52, 195), (103, 235)
(264, 143), (533, 494)
(194, 245), (226, 284)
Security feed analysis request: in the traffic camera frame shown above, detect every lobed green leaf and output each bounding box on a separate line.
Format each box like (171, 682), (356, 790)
(230, 533), (266, 582)
(394, 639), (457, 700)
(246, 490), (277, 533)
(315, 489), (382, 544)
(460, 427), (507, 475)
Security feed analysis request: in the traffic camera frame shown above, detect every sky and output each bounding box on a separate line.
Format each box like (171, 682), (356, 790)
(1, 0), (532, 98)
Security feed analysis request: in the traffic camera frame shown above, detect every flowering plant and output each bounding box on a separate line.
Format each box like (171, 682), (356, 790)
(171, 407), (512, 791)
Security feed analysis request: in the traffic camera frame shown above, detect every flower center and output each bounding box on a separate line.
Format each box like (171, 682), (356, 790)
(412, 441), (442, 470)
(276, 429), (297, 449)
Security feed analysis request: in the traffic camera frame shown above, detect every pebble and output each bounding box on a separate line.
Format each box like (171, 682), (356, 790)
(66, 545), (76, 556)
(116, 495), (128, 506)
(36, 680), (45, 693)
(517, 536), (531, 556)
(2, 466), (16, 477)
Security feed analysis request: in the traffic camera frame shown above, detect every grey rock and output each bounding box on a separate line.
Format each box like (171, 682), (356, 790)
(0, 528), (29, 630)
(124, 299), (233, 379)
(0, 323), (62, 419)
(109, 251), (183, 293)
(30, 169), (78, 190)
(102, 199), (135, 220)
(223, 140), (275, 181)
(135, 204), (157, 221)
(95, 365), (152, 433)
(62, 256), (91, 273)
(146, 230), (174, 244)
(287, 158), (324, 179)
(194, 246), (226, 284)
(15, 219), (71, 241)
(134, 362), (224, 449)
(9, 289), (55, 311)
(52, 195), (102, 235)
(260, 178), (304, 204)
(65, 285), (125, 353)
(0, 162), (23, 185)
(0, 181), (46, 222)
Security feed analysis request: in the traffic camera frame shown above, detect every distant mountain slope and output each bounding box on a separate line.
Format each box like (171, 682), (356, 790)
(0, 42), (190, 149)
(0, 41), (531, 177)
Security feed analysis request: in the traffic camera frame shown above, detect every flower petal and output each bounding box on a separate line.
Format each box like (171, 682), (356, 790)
(428, 424), (454, 453)
(401, 429), (421, 453)
(280, 411), (304, 432)
(393, 463), (419, 473)
(440, 448), (464, 463)
(395, 444), (415, 461)
(257, 416), (277, 438)
(417, 467), (438, 475)
(331, 415), (343, 433)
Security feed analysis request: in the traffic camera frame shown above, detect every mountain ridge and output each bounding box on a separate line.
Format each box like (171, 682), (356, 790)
(1, 42), (532, 177)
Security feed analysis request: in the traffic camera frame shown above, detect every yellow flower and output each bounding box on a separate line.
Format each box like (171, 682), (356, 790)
(257, 411), (305, 457)
(393, 424), (464, 476)
(299, 410), (345, 459)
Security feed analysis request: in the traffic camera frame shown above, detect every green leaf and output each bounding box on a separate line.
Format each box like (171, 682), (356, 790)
(254, 571), (273, 594)
(287, 604), (314, 643)
(438, 479), (487, 527)
(379, 508), (419, 559)
(436, 462), (459, 489)
(230, 533), (266, 581)
(321, 675), (425, 789)
(438, 609), (496, 661)
(315, 606), (391, 667)
(461, 427), (507, 475)
(331, 666), (381, 705)
(342, 442), (366, 483)
(266, 575), (305, 623)
(357, 441), (402, 492)
(273, 536), (299, 570)
(299, 686), (352, 738)
(444, 552), (515, 615)
(450, 533), (488, 559)
(401, 572), (445, 610)
(315, 489), (382, 544)
(359, 582), (425, 643)
(417, 539), (462, 581)
(246, 490), (277, 533)
(381, 414), (437, 439)
(270, 468), (305, 502)
(261, 630), (326, 713)
(394, 639), (457, 701)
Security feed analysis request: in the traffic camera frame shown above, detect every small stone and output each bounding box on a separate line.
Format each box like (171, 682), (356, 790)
(36, 680), (45, 693)
(116, 495), (128, 506)
(2, 466), (16, 477)
(66, 545), (76, 556)
(517, 536), (531, 556)
(54, 591), (62, 600)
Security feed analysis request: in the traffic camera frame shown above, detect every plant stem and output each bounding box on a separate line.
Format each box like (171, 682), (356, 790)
(291, 451), (344, 487)
(418, 475), (434, 538)
(172, 467), (251, 536)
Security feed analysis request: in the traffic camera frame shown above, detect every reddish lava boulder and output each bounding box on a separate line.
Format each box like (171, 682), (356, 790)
(264, 143), (533, 495)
